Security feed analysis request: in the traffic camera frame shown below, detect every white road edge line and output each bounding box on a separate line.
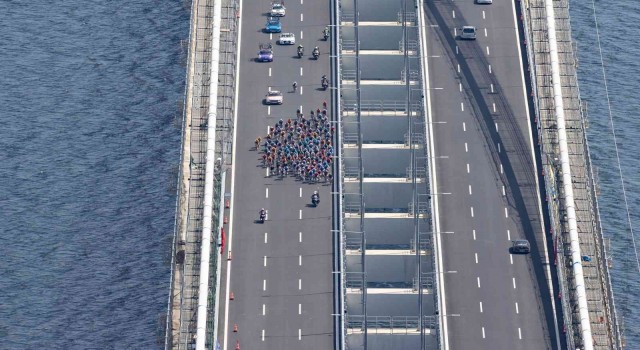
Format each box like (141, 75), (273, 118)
(222, 0), (245, 344)
(419, 1), (449, 345)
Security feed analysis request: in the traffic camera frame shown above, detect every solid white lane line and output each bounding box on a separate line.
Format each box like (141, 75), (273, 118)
(505, 207), (509, 218)
(299, 231), (302, 242)
(467, 163), (470, 173)
(299, 187), (302, 197)
(265, 187), (269, 198)
(263, 304), (266, 315)
(470, 207), (474, 217)
(298, 279), (302, 290)
(299, 255), (302, 266)
(513, 278), (517, 289)
(482, 327), (486, 338)
(515, 302), (519, 314)
(475, 253), (478, 264)
(461, 102), (464, 111)
(479, 301), (483, 313)
(492, 102), (496, 113)
(488, 64), (492, 74)
(262, 329), (265, 341)
(469, 185), (472, 195)
(300, 13), (303, 21)
(267, 105), (271, 115)
(482, 10), (486, 19)
(300, 67), (303, 76)
(518, 328), (522, 339)
(299, 303), (302, 314)
(500, 164), (503, 174)
(507, 230), (511, 240)
(299, 209), (302, 219)
(510, 255), (513, 264)
(263, 279), (267, 291)
(264, 232), (268, 243)
(473, 229), (476, 240)
(486, 46), (490, 55)
(264, 255), (267, 267)
(465, 143), (468, 152)
(477, 277), (481, 288)
(484, 28), (488, 37)
(298, 329), (302, 340)
(463, 122), (466, 131)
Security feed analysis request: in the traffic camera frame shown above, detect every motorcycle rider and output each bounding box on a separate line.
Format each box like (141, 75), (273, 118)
(323, 26), (330, 39)
(312, 191), (320, 205)
(260, 208), (266, 220)
(297, 44), (304, 55)
(313, 46), (319, 57)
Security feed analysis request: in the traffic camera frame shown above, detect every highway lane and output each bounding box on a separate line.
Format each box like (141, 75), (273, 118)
(423, 0), (558, 349)
(219, 0), (334, 348)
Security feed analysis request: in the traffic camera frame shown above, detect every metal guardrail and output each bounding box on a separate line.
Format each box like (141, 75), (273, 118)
(520, 0), (623, 348)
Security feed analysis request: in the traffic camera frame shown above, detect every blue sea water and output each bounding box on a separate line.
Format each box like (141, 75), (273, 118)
(0, 0), (638, 348)
(570, 0), (640, 346)
(0, 1), (189, 348)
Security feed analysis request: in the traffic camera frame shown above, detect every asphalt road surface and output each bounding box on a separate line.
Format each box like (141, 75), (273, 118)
(423, 0), (560, 349)
(219, 0), (334, 349)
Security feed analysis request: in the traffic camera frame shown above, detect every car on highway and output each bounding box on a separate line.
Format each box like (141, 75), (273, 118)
(278, 33), (296, 45)
(475, 0), (492, 4)
(459, 26), (477, 40)
(510, 240), (531, 254)
(257, 44), (273, 62)
(265, 17), (282, 33)
(265, 90), (283, 104)
(270, 2), (286, 16)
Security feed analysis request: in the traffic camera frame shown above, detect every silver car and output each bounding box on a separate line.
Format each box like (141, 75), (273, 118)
(265, 90), (283, 105)
(510, 240), (531, 254)
(460, 26), (477, 40)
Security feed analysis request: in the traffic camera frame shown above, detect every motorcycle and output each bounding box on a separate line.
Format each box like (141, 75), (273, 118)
(297, 47), (304, 58)
(312, 47), (319, 59)
(323, 28), (330, 41)
(259, 209), (267, 223)
(321, 78), (329, 90)
(311, 192), (320, 207)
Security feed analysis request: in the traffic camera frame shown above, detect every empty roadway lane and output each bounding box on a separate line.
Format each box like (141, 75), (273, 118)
(424, 0), (560, 348)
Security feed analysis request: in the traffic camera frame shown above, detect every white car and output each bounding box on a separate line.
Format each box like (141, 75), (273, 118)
(460, 26), (477, 40)
(265, 90), (283, 105)
(475, 0), (492, 4)
(278, 33), (296, 45)
(270, 3), (286, 17)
